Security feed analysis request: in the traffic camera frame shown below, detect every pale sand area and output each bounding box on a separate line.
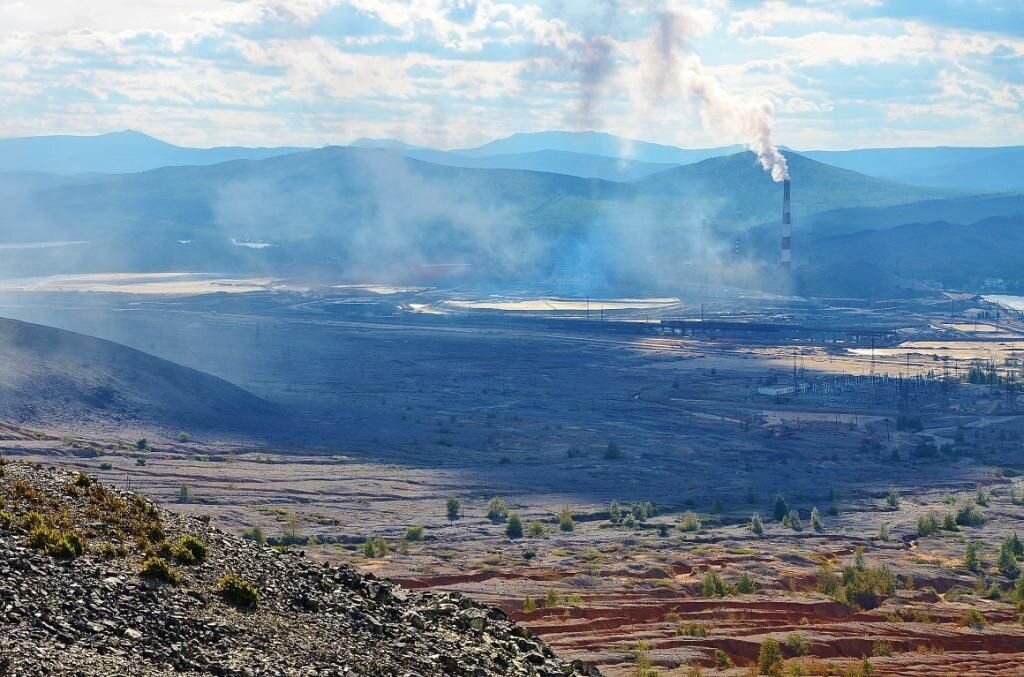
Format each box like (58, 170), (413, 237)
(444, 297), (681, 312)
(0, 273), (281, 295)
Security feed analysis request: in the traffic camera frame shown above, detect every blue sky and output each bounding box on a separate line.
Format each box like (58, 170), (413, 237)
(0, 0), (1022, 150)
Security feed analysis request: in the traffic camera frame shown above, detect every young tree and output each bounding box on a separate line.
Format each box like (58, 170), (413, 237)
(964, 541), (980, 572)
(558, 507), (575, 532)
(758, 637), (783, 676)
(998, 539), (1020, 578)
(177, 484), (191, 504)
(608, 499), (622, 523)
(750, 512), (764, 535)
(446, 497), (461, 522)
(506, 513), (524, 539)
(810, 506), (823, 532)
(486, 497), (509, 522)
(773, 494), (789, 521)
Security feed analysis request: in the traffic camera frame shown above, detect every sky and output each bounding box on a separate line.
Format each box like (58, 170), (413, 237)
(0, 0), (1022, 150)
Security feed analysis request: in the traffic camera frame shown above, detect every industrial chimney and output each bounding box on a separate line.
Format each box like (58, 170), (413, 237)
(780, 178), (792, 271)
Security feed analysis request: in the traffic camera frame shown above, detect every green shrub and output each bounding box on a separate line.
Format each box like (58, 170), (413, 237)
(838, 560), (895, 610)
(872, 641), (893, 657)
(99, 462), (113, 471)
(750, 512), (764, 535)
(241, 526), (266, 544)
(785, 632), (811, 656)
(486, 497), (509, 521)
(558, 507), (574, 532)
(917, 512), (939, 537)
(773, 494), (789, 521)
(135, 438), (148, 451)
(679, 512), (701, 532)
(73, 473), (93, 488)
(405, 525), (425, 541)
(885, 487), (900, 509)
(810, 506), (823, 532)
(964, 541), (980, 572)
(446, 497), (460, 522)
(177, 431), (191, 443)
(956, 504), (985, 527)
(998, 539), (1020, 578)
(169, 535), (207, 565)
(522, 595), (537, 612)
(701, 570), (728, 597)
(736, 572), (757, 594)
(506, 513), (524, 539)
(675, 621), (707, 637)
(217, 574), (259, 609)
(758, 637), (783, 675)
(942, 513), (958, 531)
(714, 649), (733, 669)
(961, 608), (987, 629)
(28, 524), (86, 559)
(528, 520), (545, 537)
(140, 556), (181, 585)
(782, 509), (803, 531)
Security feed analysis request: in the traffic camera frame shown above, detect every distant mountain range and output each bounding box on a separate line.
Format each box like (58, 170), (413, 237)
(802, 146), (1024, 192)
(2, 129), (1022, 296)
(3, 129), (1023, 192)
(0, 130), (306, 175)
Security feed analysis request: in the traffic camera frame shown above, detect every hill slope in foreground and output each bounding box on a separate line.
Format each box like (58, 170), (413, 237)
(0, 461), (595, 676)
(0, 317), (276, 438)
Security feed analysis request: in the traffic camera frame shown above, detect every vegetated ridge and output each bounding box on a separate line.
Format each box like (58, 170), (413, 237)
(0, 460), (597, 676)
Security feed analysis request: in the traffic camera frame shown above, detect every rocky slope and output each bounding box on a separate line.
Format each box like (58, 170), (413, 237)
(0, 461), (597, 676)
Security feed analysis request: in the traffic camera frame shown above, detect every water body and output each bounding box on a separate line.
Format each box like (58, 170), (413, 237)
(0, 240), (88, 250)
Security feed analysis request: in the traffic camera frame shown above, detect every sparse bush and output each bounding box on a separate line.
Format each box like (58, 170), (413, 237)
(216, 574), (259, 609)
(817, 564), (839, 595)
(135, 438), (148, 451)
(675, 621), (707, 637)
(964, 541), (980, 572)
(679, 512), (701, 533)
(961, 608), (987, 629)
(99, 462), (113, 471)
(608, 500), (622, 523)
(528, 520), (545, 537)
(522, 595), (537, 612)
(405, 525), (424, 541)
(871, 641), (893, 657)
(177, 484), (191, 504)
(446, 497), (460, 522)
(363, 537), (388, 558)
(714, 649), (733, 669)
(169, 534), (207, 565)
(702, 570), (727, 597)
(736, 572), (757, 594)
(975, 489), (989, 507)
(634, 641), (659, 677)
(955, 504), (985, 527)
(177, 431), (190, 443)
(885, 487), (900, 510)
(73, 473), (93, 488)
(942, 513), (958, 531)
(135, 457), (146, 466)
(878, 524), (889, 542)
(917, 512), (939, 537)
(758, 637), (783, 675)
(241, 526), (266, 544)
(750, 512), (764, 535)
(785, 632), (811, 656)
(140, 556), (180, 584)
(506, 513), (524, 539)
(486, 497), (509, 521)
(838, 560), (895, 610)
(558, 507), (574, 532)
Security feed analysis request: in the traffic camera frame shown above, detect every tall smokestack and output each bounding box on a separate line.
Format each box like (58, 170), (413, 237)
(781, 178), (792, 271)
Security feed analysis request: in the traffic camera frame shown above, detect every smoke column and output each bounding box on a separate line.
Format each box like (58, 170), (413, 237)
(647, 11), (789, 182)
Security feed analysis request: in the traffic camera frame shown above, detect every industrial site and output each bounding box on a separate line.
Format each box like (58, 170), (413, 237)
(3, 1), (1024, 675)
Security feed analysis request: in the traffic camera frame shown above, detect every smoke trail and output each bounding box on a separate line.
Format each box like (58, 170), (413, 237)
(647, 11), (789, 182)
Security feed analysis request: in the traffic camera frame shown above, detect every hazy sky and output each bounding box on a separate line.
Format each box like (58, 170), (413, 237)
(1, 0), (1022, 149)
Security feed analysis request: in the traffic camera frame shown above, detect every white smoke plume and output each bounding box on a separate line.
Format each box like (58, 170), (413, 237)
(646, 11), (789, 182)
